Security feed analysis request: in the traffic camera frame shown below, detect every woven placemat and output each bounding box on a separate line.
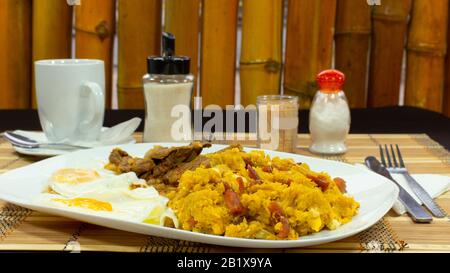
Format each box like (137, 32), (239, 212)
(0, 204), (32, 241)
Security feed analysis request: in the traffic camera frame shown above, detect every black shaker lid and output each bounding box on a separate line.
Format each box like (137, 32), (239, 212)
(147, 56), (190, 75)
(147, 32), (191, 75)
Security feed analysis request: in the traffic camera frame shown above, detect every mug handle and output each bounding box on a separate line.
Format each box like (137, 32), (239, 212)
(79, 81), (104, 132)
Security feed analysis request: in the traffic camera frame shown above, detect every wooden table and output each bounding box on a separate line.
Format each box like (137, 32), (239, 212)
(0, 134), (448, 253)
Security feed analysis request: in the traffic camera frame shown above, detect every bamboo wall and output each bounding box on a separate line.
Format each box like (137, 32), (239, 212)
(368, 0), (412, 107)
(445, 3), (450, 117)
(405, 0), (449, 112)
(117, 0), (162, 109)
(1, 0), (450, 117)
(284, 0), (337, 109)
(0, 0), (31, 109)
(335, 0), (371, 108)
(165, 0), (200, 104)
(32, 0), (72, 108)
(200, 0), (239, 107)
(240, 0), (283, 106)
(75, 0), (116, 108)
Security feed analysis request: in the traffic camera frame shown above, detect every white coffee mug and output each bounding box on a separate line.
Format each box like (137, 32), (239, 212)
(35, 59), (105, 143)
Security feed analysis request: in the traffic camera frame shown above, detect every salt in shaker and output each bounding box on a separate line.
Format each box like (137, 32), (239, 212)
(309, 69), (351, 154)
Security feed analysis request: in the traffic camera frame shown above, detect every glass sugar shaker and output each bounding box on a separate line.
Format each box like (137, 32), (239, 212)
(143, 32), (194, 142)
(309, 69), (351, 154)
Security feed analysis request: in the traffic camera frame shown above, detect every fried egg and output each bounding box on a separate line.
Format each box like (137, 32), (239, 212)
(38, 168), (178, 227)
(48, 168), (140, 198)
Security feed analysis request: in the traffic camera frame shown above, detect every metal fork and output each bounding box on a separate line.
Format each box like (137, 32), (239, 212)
(379, 144), (447, 218)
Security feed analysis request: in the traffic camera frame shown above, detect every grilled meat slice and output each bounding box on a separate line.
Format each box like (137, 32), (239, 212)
(219, 143), (243, 152)
(108, 142), (246, 189)
(109, 148), (129, 165)
(161, 155), (212, 184)
(144, 141), (211, 161)
(143, 145), (172, 160)
(108, 148), (155, 176)
(147, 142), (211, 177)
(158, 144), (243, 185)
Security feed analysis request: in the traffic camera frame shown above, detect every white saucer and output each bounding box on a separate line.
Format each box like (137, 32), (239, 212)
(10, 130), (137, 157)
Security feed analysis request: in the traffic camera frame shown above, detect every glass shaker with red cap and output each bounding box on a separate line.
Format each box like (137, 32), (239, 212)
(309, 69), (351, 154)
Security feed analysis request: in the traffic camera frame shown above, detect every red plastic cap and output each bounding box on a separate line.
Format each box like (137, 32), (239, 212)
(316, 69), (345, 93)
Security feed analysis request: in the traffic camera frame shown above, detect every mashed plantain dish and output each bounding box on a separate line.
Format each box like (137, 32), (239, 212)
(167, 147), (359, 240)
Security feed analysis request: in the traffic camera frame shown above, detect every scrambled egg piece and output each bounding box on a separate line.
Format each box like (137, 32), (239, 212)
(168, 148), (359, 240)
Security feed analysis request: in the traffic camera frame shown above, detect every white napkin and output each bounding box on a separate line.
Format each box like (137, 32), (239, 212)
(98, 118), (141, 145)
(355, 164), (450, 215)
(14, 118), (142, 148)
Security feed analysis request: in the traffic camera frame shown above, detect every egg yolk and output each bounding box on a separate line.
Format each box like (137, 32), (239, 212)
(51, 168), (100, 184)
(53, 198), (113, 212)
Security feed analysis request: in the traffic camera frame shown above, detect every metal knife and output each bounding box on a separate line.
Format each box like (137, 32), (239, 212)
(365, 156), (433, 223)
(398, 172), (447, 218)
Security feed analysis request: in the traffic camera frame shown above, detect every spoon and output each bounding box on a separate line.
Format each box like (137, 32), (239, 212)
(3, 131), (90, 150)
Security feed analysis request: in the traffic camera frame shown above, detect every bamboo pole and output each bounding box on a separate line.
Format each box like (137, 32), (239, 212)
(284, 0), (337, 109)
(0, 0), (32, 109)
(405, 0), (449, 112)
(200, 0), (239, 107)
(165, 0), (200, 104)
(367, 0), (411, 107)
(32, 0), (73, 108)
(240, 0), (283, 106)
(118, 0), (162, 109)
(335, 0), (371, 108)
(445, 81), (450, 116)
(75, 0), (116, 108)
(445, 4), (450, 117)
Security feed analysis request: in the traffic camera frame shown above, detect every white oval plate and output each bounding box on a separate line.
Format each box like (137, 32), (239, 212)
(0, 143), (398, 248)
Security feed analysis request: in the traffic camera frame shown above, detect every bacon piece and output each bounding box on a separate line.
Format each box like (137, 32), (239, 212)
(247, 165), (261, 181)
(236, 177), (245, 193)
(268, 201), (290, 239)
(223, 183), (245, 216)
(277, 217), (290, 239)
(333, 177), (347, 193)
(262, 165), (273, 173)
(268, 202), (285, 222)
(188, 216), (197, 227)
(307, 174), (329, 191)
(243, 157), (254, 167)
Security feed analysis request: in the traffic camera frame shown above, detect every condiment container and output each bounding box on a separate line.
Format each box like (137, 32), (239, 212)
(257, 95), (299, 153)
(309, 69), (351, 154)
(143, 32), (194, 142)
